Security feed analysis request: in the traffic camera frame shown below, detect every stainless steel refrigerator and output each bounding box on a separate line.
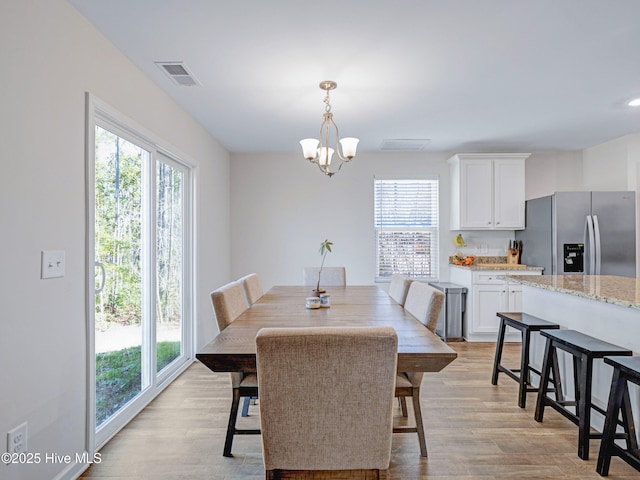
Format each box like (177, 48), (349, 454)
(515, 191), (636, 277)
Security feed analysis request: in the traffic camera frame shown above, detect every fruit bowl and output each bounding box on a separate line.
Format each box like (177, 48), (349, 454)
(452, 255), (476, 265)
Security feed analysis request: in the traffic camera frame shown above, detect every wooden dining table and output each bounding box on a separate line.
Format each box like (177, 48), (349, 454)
(197, 285), (457, 373)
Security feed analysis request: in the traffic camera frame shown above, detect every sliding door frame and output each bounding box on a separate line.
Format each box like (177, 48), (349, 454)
(85, 93), (195, 454)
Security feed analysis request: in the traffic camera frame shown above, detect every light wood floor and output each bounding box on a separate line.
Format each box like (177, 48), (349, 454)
(80, 342), (639, 479)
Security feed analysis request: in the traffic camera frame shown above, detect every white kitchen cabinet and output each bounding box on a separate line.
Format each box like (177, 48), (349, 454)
(449, 153), (530, 230)
(449, 266), (541, 342)
(494, 158), (527, 229)
(472, 284), (505, 334)
(472, 283), (522, 334)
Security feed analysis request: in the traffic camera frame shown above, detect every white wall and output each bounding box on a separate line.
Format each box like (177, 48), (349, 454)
(582, 133), (640, 191)
(231, 152), (450, 289)
(230, 151), (582, 289)
(0, 2), (230, 479)
(524, 151), (584, 199)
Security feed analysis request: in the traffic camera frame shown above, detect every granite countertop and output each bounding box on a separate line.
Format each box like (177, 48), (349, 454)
(451, 264), (544, 271)
(505, 274), (640, 310)
(449, 256), (544, 271)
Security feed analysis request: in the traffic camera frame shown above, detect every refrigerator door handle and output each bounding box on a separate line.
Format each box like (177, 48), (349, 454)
(593, 215), (602, 275)
(585, 215), (596, 275)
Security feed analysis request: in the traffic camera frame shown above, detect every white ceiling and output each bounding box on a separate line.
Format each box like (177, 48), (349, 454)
(68, 0), (640, 155)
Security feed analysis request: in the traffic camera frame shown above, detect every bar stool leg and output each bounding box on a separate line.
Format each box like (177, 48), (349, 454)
(491, 318), (507, 385)
(621, 386), (638, 452)
(573, 356), (582, 416)
(551, 349), (565, 403)
(534, 338), (554, 422)
(597, 369), (625, 475)
(577, 356), (593, 460)
(518, 329), (531, 408)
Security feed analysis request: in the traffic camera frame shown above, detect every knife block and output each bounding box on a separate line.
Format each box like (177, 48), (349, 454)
(507, 249), (520, 264)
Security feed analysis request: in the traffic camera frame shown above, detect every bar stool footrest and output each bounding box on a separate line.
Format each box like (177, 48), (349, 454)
(234, 428), (261, 435)
(498, 367), (521, 383)
(613, 447), (640, 470)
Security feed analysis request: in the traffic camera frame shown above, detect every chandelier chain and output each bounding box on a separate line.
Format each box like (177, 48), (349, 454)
(323, 91), (332, 113)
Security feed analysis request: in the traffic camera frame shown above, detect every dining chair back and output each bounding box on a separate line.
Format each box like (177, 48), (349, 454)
(238, 272), (264, 305)
(256, 326), (398, 478)
(388, 273), (413, 306)
(395, 281), (446, 457)
(404, 282), (445, 332)
(209, 281), (258, 456)
(302, 266), (346, 287)
(210, 281), (249, 332)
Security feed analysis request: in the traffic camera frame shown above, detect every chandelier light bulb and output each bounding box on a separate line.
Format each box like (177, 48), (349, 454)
(300, 138), (319, 160)
(318, 147), (334, 166)
(339, 137), (359, 159)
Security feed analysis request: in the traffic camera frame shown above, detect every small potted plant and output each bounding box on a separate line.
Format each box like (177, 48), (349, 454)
(314, 239), (333, 296)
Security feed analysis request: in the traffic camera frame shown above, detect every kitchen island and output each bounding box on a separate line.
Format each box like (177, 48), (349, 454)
(505, 274), (640, 433)
(506, 274), (640, 311)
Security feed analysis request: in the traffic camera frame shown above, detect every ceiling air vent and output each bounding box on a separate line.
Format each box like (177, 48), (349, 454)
(155, 62), (200, 87)
(380, 139), (431, 151)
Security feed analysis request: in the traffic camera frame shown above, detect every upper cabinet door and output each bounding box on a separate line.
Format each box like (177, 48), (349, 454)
(449, 153), (530, 230)
(494, 159), (526, 229)
(460, 159), (493, 228)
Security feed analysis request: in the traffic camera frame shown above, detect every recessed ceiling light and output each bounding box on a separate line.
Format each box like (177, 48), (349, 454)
(628, 98), (640, 107)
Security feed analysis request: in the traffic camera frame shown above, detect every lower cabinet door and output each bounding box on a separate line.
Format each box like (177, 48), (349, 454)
(508, 285), (523, 311)
(472, 284), (506, 334)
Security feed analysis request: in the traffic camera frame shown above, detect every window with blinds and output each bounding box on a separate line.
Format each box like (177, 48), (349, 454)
(374, 179), (439, 280)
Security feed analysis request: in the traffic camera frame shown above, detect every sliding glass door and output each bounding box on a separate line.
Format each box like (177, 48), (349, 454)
(94, 125), (148, 427)
(155, 154), (185, 374)
(89, 101), (192, 449)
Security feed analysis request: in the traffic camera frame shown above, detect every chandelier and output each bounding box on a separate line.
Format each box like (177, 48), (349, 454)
(299, 81), (359, 177)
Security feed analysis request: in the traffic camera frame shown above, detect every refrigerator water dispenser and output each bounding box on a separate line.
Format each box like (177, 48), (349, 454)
(563, 243), (584, 273)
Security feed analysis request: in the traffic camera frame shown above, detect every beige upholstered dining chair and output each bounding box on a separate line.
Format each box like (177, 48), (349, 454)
(256, 326), (398, 479)
(388, 273), (413, 306)
(395, 281), (445, 457)
(237, 273), (263, 415)
(210, 281), (259, 457)
(302, 266), (346, 287)
(404, 282), (445, 333)
(211, 280), (249, 330)
(238, 272), (264, 305)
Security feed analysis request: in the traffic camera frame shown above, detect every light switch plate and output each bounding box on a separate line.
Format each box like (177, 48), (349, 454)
(41, 250), (65, 279)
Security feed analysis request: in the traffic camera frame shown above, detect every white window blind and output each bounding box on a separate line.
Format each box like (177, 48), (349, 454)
(374, 179), (439, 280)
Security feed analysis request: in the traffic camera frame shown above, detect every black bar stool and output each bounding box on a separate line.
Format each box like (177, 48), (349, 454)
(596, 355), (640, 476)
(534, 329), (633, 460)
(491, 312), (562, 408)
